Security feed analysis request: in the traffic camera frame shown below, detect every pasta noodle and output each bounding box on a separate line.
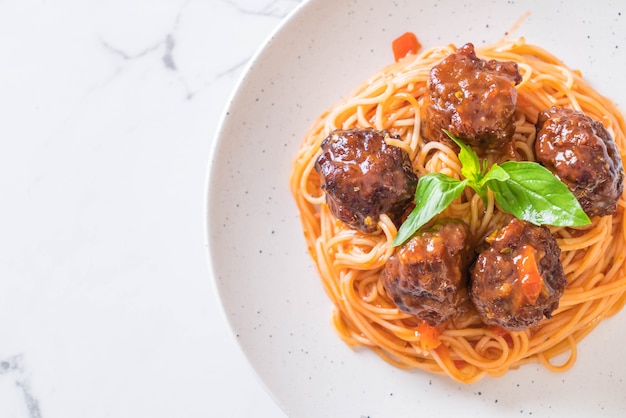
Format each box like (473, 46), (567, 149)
(289, 37), (626, 383)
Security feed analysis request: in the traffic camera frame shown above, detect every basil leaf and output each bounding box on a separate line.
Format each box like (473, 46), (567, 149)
(464, 163), (509, 204)
(443, 129), (481, 183)
(487, 161), (591, 226)
(481, 163), (510, 185)
(393, 174), (467, 246)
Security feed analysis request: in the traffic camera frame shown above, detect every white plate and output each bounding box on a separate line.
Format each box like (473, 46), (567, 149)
(206, 0), (626, 416)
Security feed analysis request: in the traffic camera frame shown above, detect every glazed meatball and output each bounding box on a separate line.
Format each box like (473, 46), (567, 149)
(315, 129), (418, 233)
(382, 219), (473, 326)
(535, 106), (624, 217)
(421, 43), (522, 152)
(470, 218), (567, 331)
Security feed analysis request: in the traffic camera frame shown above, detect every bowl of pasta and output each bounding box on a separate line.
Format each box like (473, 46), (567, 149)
(207, 0), (626, 416)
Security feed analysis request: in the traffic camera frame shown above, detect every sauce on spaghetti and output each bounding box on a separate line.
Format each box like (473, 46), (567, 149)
(290, 36), (626, 383)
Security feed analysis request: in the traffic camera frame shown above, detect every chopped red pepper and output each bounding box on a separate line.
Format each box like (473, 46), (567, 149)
(453, 359), (468, 369)
(490, 325), (514, 347)
(392, 32), (421, 62)
(490, 325), (508, 337)
(514, 245), (543, 304)
(502, 333), (514, 348)
(417, 321), (441, 351)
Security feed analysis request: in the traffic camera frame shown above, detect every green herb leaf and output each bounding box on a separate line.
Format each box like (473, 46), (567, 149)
(480, 163), (510, 185)
(392, 173), (467, 246)
(487, 161), (591, 226)
(443, 129), (481, 183)
(469, 163), (510, 204)
(443, 130), (510, 204)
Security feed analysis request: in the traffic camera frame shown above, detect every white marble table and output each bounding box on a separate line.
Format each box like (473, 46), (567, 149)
(0, 0), (300, 416)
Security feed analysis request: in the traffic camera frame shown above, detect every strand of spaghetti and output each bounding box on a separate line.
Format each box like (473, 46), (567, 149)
(391, 92), (421, 159)
(419, 145), (462, 177)
(294, 193), (320, 254)
(299, 153), (326, 205)
(327, 82), (396, 122)
(517, 85), (555, 116)
(537, 77), (581, 110)
(331, 309), (361, 347)
(442, 332), (513, 371)
(537, 335), (578, 372)
(338, 270), (412, 352)
(527, 300), (594, 358)
(356, 272), (381, 304)
(430, 345), (483, 383)
(384, 136), (413, 155)
(474, 192), (499, 240)
(538, 300), (610, 367)
(560, 276), (626, 306)
(603, 246), (626, 283)
(557, 218), (607, 251)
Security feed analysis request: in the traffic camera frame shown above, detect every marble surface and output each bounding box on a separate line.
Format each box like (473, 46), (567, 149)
(0, 0), (301, 416)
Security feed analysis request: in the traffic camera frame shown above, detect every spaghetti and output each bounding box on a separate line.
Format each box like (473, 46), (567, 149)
(289, 37), (626, 383)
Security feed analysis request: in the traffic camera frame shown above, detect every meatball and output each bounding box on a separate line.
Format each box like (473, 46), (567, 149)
(470, 218), (566, 331)
(421, 42), (523, 152)
(315, 128), (418, 233)
(382, 219), (473, 326)
(535, 106), (624, 217)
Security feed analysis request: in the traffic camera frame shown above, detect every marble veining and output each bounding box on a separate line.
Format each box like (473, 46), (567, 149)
(98, 0), (300, 99)
(0, 0), (302, 417)
(0, 355), (41, 418)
